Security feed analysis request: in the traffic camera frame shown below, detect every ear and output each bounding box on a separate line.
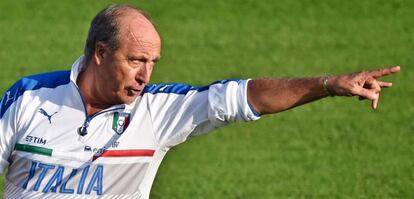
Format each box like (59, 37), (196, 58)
(93, 42), (107, 66)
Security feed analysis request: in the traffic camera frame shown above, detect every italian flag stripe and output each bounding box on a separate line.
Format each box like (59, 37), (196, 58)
(93, 149), (155, 160)
(112, 112), (119, 129)
(15, 143), (53, 156)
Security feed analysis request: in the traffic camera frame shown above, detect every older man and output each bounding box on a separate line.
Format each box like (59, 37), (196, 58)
(0, 4), (400, 199)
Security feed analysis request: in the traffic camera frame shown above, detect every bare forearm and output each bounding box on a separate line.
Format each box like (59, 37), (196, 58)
(247, 66), (400, 115)
(247, 77), (330, 115)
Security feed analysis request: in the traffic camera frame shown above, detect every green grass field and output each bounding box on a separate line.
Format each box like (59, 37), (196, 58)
(0, 0), (413, 198)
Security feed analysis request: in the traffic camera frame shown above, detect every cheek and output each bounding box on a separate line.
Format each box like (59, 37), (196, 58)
(101, 68), (128, 91)
(118, 67), (137, 86)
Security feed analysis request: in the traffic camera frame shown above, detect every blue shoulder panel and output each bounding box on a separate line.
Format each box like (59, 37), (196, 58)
(0, 71), (71, 119)
(142, 78), (242, 95)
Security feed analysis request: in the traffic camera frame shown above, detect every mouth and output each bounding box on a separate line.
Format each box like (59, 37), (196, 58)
(127, 88), (142, 96)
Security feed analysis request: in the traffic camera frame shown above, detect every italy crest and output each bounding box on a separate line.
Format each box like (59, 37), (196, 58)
(112, 112), (130, 135)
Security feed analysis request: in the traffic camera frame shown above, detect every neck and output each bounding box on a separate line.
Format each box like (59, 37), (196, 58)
(76, 65), (110, 116)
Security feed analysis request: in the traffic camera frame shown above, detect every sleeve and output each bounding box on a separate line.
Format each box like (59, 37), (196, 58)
(144, 79), (260, 147)
(0, 88), (20, 174)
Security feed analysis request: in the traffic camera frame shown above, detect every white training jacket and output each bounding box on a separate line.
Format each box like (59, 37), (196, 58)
(0, 56), (260, 199)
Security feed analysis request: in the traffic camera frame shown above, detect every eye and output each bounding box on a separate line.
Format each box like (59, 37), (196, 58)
(129, 57), (147, 65)
(137, 58), (147, 62)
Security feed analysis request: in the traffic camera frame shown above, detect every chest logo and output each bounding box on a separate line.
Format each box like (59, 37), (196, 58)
(38, 108), (58, 124)
(112, 112), (130, 135)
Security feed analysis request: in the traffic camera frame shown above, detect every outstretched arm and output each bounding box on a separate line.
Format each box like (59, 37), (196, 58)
(247, 66), (401, 115)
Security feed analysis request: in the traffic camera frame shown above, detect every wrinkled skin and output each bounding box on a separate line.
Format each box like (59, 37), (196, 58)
(247, 66), (401, 114)
(328, 66), (400, 109)
(78, 10), (161, 115)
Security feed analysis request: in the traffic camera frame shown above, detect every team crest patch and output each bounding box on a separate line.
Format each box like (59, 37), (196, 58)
(112, 112), (130, 135)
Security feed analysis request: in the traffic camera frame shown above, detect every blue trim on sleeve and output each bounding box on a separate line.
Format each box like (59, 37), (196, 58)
(142, 78), (242, 95)
(0, 71), (71, 118)
(247, 101), (261, 117)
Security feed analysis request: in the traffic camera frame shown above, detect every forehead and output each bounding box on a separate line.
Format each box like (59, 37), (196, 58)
(117, 12), (161, 54)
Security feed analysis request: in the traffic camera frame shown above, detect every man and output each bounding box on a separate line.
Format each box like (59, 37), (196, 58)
(0, 4), (400, 199)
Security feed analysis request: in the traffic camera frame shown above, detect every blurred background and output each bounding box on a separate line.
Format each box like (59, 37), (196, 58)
(0, 0), (412, 198)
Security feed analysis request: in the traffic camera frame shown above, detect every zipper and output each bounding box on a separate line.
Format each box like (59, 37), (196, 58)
(77, 108), (124, 136)
(71, 82), (125, 137)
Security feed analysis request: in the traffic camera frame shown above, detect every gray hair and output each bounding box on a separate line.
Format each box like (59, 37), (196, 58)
(83, 4), (152, 65)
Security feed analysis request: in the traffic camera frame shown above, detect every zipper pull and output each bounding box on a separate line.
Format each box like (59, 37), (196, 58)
(78, 120), (90, 136)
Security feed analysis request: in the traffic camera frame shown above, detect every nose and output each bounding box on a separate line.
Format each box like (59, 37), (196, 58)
(136, 63), (153, 85)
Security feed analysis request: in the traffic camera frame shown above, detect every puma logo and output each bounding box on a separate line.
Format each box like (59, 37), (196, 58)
(38, 108), (58, 124)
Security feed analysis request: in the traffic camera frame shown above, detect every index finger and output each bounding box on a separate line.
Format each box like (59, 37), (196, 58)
(369, 66), (401, 78)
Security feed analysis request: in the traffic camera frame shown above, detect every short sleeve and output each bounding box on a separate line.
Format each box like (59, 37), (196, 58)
(143, 79), (260, 147)
(0, 88), (20, 174)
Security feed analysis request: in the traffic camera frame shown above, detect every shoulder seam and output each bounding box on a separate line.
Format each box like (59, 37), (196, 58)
(142, 79), (242, 95)
(0, 71), (71, 119)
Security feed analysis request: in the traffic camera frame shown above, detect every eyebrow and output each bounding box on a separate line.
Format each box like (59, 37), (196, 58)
(129, 55), (160, 62)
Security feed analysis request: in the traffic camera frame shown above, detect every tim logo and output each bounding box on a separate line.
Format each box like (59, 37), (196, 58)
(38, 108), (58, 124)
